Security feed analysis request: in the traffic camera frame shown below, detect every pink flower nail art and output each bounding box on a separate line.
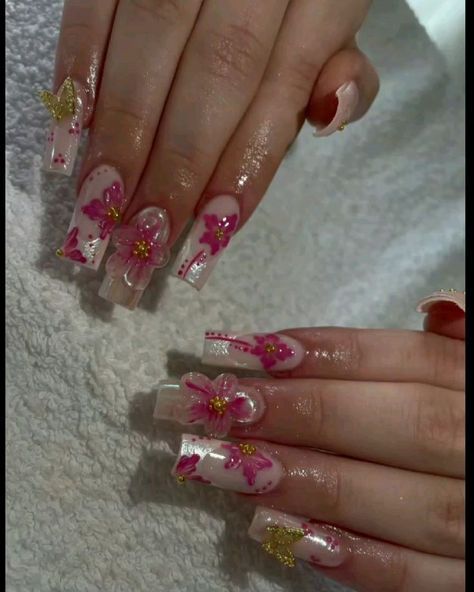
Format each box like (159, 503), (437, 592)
(81, 181), (126, 240)
(56, 227), (87, 264)
(175, 454), (211, 484)
(199, 212), (238, 255)
(250, 334), (295, 370)
(222, 442), (273, 487)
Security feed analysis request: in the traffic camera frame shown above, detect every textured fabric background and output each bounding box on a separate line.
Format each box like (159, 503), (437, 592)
(6, 1), (464, 591)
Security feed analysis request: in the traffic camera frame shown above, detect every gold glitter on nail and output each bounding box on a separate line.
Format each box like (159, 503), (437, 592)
(239, 443), (256, 456)
(338, 121), (347, 132)
(40, 77), (76, 121)
(56, 248), (64, 257)
(262, 526), (305, 567)
(176, 475), (186, 485)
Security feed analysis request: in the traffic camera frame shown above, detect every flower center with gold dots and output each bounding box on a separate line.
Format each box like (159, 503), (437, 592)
(209, 396), (227, 415)
(133, 240), (150, 259)
(265, 343), (276, 353)
(107, 206), (121, 222)
(215, 228), (225, 240)
(239, 443), (256, 456)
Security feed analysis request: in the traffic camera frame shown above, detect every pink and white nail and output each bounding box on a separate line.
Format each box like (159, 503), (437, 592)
(248, 507), (348, 568)
(172, 434), (283, 494)
(416, 290), (465, 314)
(172, 195), (240, 290)
(154, 372), (265, 438)
(98, 206), (171, 310)
(313, 81), (359, 138)
(202, 331), (305, 372)
(56, 166), (126, 270)
(41, 78), (85, 176)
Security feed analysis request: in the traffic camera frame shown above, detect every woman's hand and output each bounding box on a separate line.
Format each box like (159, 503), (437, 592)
(155, 290), (465, 591)
(42, 0), (378, 308)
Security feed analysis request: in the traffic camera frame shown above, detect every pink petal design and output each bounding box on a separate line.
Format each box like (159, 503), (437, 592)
(250, 334), (295, 369)
(222, 443), (243, 470)
(64, 226), (80, 251)
(227, 396), (251, 421)
(113, 226), (142, 247)
(175, 454), (200, 476)
(66, 249), (88, 264)
(103, 181), (124, 208)
(242, 451), (273, 486)
(199, 213), (238, 255)
(61, 227), (87, 264)
(149, 244), (170, 267)
(205, 412), (232, 439)
(182, 374), (215, 401)
(213, 373), (238, 398)
(81, 198), (107, 221)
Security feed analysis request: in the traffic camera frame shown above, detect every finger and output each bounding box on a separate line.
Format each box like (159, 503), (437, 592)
(201, 327), (465, 390)
(248, 507), (465, 592)
(171, 435), (465, 557)
(170, 0), (372, 289)
(57, 0), (202, 272)
(40, 0), (118, 175)
(417, 290), (466, 340)
(306, 45), (380, 136)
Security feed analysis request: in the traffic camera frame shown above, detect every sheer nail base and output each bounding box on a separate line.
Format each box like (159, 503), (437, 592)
(98, 275), (143, 310)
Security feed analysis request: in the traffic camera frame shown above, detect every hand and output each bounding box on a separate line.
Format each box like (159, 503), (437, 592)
(42, 0), (378, 308)
(155, 290), (465, 591)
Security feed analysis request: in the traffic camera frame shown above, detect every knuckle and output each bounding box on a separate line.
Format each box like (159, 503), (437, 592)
(162, 140), (207, 181)
(129, 0), (184, 25)
(283, 53), (319, 98)
(379, 548), (409, 592)
(342, 330), (364, 376)
(425, 334), (465, 388)
(320, 459), (344, 514)
(427, 482), (465, 550)
(308, 383), (327, 441)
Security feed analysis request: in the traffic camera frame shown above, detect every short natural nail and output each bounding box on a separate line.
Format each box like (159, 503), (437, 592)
(416, 289), (465, 314)
(248, 507), (348, 568)
(313, 81), (359, 138)
(172, 195), (240, 290)
(202, 331), (305, 372)
(98, 206), (170, 309)
(172, 434), (283, 494)
(154, 372), (265, 438)
(40, 77), (85, 176)
(56, 165), (126, 270)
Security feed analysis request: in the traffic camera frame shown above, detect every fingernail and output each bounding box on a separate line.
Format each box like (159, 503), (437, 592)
(40, 77), (85, 176)
(154, 372), (265, 438)
(56, 166), (126, 270)
(171, 434), (283, 493)
(416, 289), (465, 314)
(98, 206), (171, 309)
(172, 195), (240, 290)
(202, 331), (305, 372)
(248, 507), (348, 568)
(312, 81), (359, 138)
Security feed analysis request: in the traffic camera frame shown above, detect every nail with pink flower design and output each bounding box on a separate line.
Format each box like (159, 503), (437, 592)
(202, 331), (305, 372)
(172, 195), (240, 290)
(172, 434), (283, 494)
(56, 165), (126, 270)
(98, 206), (170, 309)
(248, 507), (348, 568)
(154, 372), (265, 438)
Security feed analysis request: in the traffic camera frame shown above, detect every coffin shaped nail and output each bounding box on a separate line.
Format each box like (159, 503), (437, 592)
(56, 166), (126, 270)
(416, 289), (465, 313)
(154, 372), (265, 438)
(248, 507), (348, 568)
(40, 77), (85, 176)
(98, 206), (170, 309)
(202, 331), (305, 372)
(172, 195), (240, 290)
(313, 81), (359, 138)
(171, 434), (283, 494)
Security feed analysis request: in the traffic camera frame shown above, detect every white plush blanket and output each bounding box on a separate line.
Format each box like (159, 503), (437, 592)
(6, 1), (464, 591)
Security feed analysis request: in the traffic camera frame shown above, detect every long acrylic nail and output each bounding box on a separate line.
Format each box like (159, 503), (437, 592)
(416, 289), (465, 314)
(155, 372), (265, 438)
(56, 166), (126, 269)
(248, 507), (348, 568)
(98, 206), (170, 309)
(172, 195), (240, 290)
(172, 434), (283, 494)
(202, 331), (305, 372)
(40, 77), (85, 176)
(313, 81), (359, 138)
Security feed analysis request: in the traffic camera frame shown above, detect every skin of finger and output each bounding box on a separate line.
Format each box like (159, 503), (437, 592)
(77, 0), (203, 197)
(54, 0), (119, 125)
(242, 442), (464, 558)
(230, 379), (464, 478)
(274, 328), (465, 392)
(306, 46), (380, 125)
(125, 0), (289, 239)
(198, 0), (373, 226)
(424, 303), (466, 340)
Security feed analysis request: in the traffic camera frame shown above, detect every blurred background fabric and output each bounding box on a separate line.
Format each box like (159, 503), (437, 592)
(6, 1), (464, 591)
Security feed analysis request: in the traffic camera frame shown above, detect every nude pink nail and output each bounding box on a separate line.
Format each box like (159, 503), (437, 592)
(172, 195), (240, 290)
(154, 372), (265, 438)
(313, 81), (359, 138)
(172, 434), (283, 494)
(56, 166), (126, 270)
(40, 78), (85, 176)
(202, 331), (305, 372)
(416, 289), (465, 314)
(248, 507), (348, 568)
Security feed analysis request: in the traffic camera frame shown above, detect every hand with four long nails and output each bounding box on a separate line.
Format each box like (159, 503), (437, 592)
(155, 290), (465, 591)
(40, 0), (379, 308)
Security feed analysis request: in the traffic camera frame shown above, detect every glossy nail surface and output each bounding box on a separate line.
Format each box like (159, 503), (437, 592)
(248, 507), (348, 568)
(202, 331), (305, 372)
(172, 434), (283, 494)
(172, 195), (240, 290)
(416, 289), (465, 313)
(98, 206), (170, 309)
(40, 77), (85, 176)
(154, 372), (265, 438)
(313, 81), (359, 138)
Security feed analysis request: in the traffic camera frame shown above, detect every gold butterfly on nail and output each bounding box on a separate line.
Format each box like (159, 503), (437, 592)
(262, 526), (305, 567)
(39, 77), (76, 121)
